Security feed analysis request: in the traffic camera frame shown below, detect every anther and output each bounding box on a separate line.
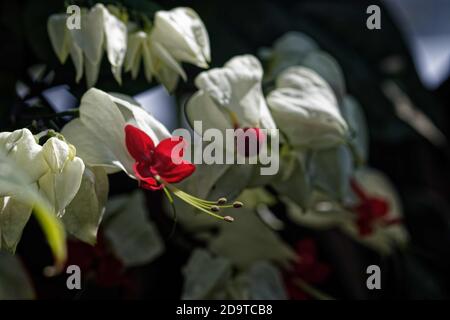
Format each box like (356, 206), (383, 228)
(217, 197), (227, 205)
(210, 205), (220, 212)
(232, 201), (243, 208)
(224, 216), (234, 222)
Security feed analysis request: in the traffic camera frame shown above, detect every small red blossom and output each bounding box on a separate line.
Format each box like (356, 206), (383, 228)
(350, 179), (401, 236)
(235, 127), (267, 157)
(125, 125), (195, 190)
(284, 238), (331, 300)
(66, 235), (130, 288)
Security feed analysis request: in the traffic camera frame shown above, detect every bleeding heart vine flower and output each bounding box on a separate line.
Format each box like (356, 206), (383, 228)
(61, 88), (171, 176)
(350, 179), (402, 236)
(184, 55), (279, 192)
(186, 55), (276, 136)
(125, 7), (210, 92)
(124, 125), (195, 190)
(283, 238), (332, 300)
(124, 125), (238, 222)
(62, 88), (241, 222)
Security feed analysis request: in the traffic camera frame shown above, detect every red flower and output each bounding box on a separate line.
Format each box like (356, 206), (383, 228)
(292, 239), (331, 284)
(125, 125), (195, 190)
(350, 179), (401, 236)
(235, 127), (267, 157)
(284, 238), (331, 300)
(66, 235), (129, 288)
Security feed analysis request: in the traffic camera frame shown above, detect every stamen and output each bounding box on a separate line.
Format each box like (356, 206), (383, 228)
(227, 110), (240, 129)
(154, 176), (242, 222)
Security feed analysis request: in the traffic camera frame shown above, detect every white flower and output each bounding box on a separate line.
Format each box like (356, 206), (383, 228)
(38, 138), (85, 217)
(0, 145), (66, 270)
(47, 4), (127, 87)
(0, 129), (48, 185)
(0, 129), (84, 252)
(182, 55), (279, 195)
(186, 54), (277, 134)
(0, 129), (46, 251)
(124, 7), (210, 92)
(267, 66), (348, 150)
(151, 7), (210, 68)
(61, 88), (171, 177)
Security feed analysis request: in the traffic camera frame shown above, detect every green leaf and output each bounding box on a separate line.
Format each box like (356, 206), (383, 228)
(0, 252), (35, 299)
(272, 151), (312, 210)
(341, 95), (369, 165)
(182, 249), (232, 300)
(302, 51), (346, 103)
(104, 191), (164, 267)
(246, 261), (287, 300)
(208, 205), (296, 270)
(309, 145), (354, 202)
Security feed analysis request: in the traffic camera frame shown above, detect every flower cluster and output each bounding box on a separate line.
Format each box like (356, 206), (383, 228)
(125, 7), (210, 92)
(0, 5), (408, 291)
(48, 4), (127, 87)
(48, 5), (210, 91)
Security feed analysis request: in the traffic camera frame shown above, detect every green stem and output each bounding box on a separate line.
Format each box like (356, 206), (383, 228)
(294, 278), (335, 300)
(26, 109), (80, 121)
(162, 186), (178, 237)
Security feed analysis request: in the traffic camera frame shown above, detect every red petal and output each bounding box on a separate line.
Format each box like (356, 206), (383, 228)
(236, 127), (267, 157)
(158, 162), (196, 184)
(369, 198), (389, 217)
(357, 219), (373, 236)
(140, 178), (162, 191)
(125, 125), (155, 162)
(132, 162), (161, 190)
(295, 238), (317, 257)
(153, 137), (195, 183)
(155, 136), (186, 160)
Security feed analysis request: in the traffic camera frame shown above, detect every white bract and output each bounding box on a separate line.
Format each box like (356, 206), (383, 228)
(48, 4), (127, 87)
(0, 129), (84, 252)
(182, 55), (279, 193)
(38, 138), (85, 217)
(125, 7), (210, 92)
(0, 148), (66, 272)
(186, 55), (277, 134)
(267, 66), (348, 150)
(61, 88), (171, 177)
(261, 32), (346, 102)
